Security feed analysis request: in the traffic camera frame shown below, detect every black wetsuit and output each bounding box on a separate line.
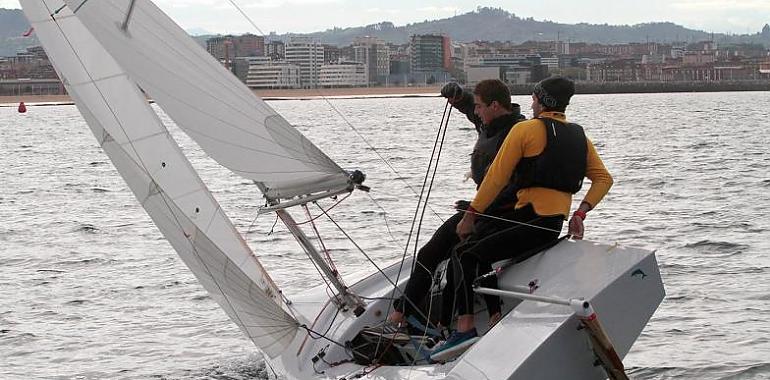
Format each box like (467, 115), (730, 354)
(394, 91), (525, 325)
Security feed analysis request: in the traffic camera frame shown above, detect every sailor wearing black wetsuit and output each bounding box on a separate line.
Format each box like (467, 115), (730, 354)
(430, 76), (614, 360)
(388, 80), (526, 329)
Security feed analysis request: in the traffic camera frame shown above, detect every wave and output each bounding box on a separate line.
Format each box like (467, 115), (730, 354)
(628, 363), (770, 379)
(684, 240), (749, 256)
(73, 224), (100, 234)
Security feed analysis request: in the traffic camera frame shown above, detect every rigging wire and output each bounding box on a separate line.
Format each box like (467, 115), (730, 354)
(365, 193), (404, 250)
(412, 101), (453, 261)
(312, 202), (439, 328)
(303, 204), (339, 276)
(316, 97), (445, 222)
(366, 101), (453, 359)
(223, 0), (446, 221)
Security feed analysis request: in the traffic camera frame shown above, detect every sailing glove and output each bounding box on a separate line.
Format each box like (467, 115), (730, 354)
(441, 82), (463, 100)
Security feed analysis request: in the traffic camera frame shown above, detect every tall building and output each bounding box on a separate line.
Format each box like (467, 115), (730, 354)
(266, 40), (285, 60)
(285, 36), (324, 88)
(353, 36), (390, 85)
(233, 34), (265, 57)
(410, 34), (450, 73)
(206, 36), (235, 62)
(323, 44), (342, 64)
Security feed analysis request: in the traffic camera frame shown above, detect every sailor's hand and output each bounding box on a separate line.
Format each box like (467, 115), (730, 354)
(454, 200), (470, 211)
(568, 211), (586, 240)
(440, 82), (463, 104)
(456, 212), (476, 240)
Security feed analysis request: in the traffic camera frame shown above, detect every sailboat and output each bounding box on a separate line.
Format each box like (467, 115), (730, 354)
(21, 1), (665, 379)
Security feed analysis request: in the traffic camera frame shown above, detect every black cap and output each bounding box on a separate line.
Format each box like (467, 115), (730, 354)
(533, 76), (575, 109)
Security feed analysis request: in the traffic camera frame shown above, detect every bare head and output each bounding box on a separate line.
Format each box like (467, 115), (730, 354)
(473, 79), (512, 125)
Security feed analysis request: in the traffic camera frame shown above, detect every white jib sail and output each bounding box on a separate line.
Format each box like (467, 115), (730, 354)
(61, 0), (351, 201)
(21, 0), (299, 358)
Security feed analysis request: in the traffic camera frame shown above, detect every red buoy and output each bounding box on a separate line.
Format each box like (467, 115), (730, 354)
(18, 101), (27, 113)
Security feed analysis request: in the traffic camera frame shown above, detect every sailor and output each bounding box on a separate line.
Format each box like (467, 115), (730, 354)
(363, 79), (526, 340)
(430, 76), (614, 360)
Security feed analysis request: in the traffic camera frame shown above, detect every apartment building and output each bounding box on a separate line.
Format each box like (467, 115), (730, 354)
(285, 37), (324, 88)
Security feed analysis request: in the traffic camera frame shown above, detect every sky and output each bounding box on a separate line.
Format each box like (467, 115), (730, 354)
(2, 0), (769, 36)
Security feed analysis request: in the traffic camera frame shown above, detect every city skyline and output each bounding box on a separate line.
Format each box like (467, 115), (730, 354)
(1, 0), (769, 36)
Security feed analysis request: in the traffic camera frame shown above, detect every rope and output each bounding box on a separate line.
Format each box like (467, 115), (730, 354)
(312, 203), (436, 326)
(373, 100), (453, 359)
(317, 97), (445, 222)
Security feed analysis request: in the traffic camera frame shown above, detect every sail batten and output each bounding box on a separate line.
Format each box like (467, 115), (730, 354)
(63, 0), (351, 201)
(22, 0), (299, 358)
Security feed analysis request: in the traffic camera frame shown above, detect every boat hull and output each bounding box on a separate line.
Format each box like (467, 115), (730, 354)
(275, 239), (665, 380)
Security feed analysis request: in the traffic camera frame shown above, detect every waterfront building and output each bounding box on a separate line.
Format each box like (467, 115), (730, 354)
(540, 56), (559, 69)
(410, 34), (450, 73)
(319, 61), (367, 87)
(466, 66), (501, 85)
(233, 34), (265, 57)
(683, 51), (716, 65)
(207, 35), (264, 62)
(323, 44), (342, 64)
(353, 36), (390, 85)
(285, 36), (324, 88)
(245, 57), (301, 89)
(465, 54), (544, 84)
(586, 59), (640, 82)
(266, 40), (285, 60)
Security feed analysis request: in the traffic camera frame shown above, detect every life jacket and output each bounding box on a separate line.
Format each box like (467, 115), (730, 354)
(470, 112), (524, 186)
(510, 117), (587, 194)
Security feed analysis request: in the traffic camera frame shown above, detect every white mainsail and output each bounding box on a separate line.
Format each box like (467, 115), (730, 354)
(21, 0), (299, 358)
(62, 0), (352, 201)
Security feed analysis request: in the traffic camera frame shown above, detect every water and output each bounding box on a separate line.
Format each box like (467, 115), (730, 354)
(1, 92), (769, 379)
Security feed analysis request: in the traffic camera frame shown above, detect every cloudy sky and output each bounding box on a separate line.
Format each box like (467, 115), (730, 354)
(2, 0), (769, 35)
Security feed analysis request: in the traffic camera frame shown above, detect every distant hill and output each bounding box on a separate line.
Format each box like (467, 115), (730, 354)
(297, 7), (770, 47)
(2, 6), (768, 57)
(0, 8), (37, 57)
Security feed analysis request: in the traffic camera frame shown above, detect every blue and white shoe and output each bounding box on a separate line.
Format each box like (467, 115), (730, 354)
(429, 328), (479, 362)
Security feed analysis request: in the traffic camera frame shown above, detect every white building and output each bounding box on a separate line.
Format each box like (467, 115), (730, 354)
(245, 57), (301, 89)
(319, 62), (367, 87)
(466, 66), (501, 85)
(540, 56), (559, 70)
(285, 36), (324, 88)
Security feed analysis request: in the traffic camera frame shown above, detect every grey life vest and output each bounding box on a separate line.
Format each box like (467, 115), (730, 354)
(470, 112), (524, 187)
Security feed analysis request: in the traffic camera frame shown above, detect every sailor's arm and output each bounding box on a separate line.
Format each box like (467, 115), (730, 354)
(569, 139), (613, 239)
(457, 126), (526, 238)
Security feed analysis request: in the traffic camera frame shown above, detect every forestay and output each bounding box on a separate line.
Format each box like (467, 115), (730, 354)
(21, 0), (300, 358)
(62, 0), (351, 201)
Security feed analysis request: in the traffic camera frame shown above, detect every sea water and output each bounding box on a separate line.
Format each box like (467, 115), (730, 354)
(1, 92), (769, 379)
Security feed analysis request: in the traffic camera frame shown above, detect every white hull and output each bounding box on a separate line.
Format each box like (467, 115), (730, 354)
(269, 239), (664, 379)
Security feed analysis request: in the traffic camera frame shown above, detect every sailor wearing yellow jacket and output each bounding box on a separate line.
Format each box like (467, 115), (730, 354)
(430, 76), (614, 361)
